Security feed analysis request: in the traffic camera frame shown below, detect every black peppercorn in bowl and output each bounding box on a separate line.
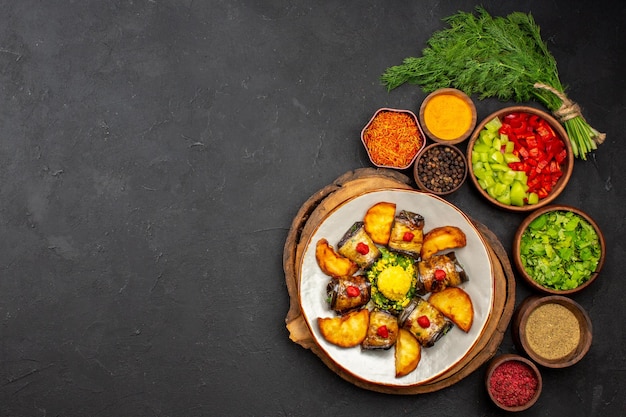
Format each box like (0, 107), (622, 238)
(413, 143), (468, 195)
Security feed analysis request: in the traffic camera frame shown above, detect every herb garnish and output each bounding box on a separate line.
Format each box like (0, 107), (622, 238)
(381, 7), (604, 160)
(519, 210), (602, 290)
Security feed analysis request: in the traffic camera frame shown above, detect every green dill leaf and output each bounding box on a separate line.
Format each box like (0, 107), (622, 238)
(381, 6), (604, 159)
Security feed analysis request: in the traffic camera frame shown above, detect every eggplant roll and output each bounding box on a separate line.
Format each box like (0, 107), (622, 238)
(398, 297), (452, 347)
(387, 210), (425, 258)
(361, 309), (399, 350)
(337, 221), (381, 269)
(417, 252), (468, 294)
(326, 275), (371, 314)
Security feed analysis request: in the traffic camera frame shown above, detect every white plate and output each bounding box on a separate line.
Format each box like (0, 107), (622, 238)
(298, 189), (494, 387)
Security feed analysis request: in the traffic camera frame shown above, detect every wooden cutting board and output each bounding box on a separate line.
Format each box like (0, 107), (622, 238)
(283, 168), (515, 394)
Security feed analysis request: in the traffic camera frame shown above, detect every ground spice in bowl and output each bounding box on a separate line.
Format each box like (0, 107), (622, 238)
(525, 303), (581, 360)
(413, 143), (467, 195)
(419, 88), (477, 144)
(512, 295), (592, 368)
(485, 354), (542, 412)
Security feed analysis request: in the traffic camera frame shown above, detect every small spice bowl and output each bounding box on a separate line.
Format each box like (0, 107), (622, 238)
(466, 106), (574, 211)
(513, 204), (605, 295)
(361, 108), (426, 170)
(419, 88), (477, 145)
(485, 353), (542, 412)
(413, 143), (467, 195)
(512, 295), (592, 368)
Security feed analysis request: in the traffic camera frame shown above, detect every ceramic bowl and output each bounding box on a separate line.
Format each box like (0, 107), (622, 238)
(512, 295), (592, 368)
(361, 108), (426, 170)
(419, 88), (477, 145)
(413, 143), (467, 195)
(512, 204), (605, 295)
(485, 353), (542, 412)
(466, 106), (574, 211)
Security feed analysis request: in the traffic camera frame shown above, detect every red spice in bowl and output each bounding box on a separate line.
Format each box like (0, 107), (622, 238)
(361, 108), (426, 170)
(485, 354), (542, 412)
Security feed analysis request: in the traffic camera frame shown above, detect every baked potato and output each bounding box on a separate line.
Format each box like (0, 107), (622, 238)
(363, 201), (396, 245)
(394, 328), (421, 377)
(428, 287), (474, 332)
(317, 309), (369, 348)
(315, 238), (359, 278)
(420, 226), (467, 260)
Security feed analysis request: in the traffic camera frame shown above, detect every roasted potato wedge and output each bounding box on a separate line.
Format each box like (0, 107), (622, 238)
(315, 238), (359, 278)
(420, 226), (467, 260)
(317, 309), (369, 348)
(394, 328), (421, 377)
(428, 287), (474, 332)
(364, 202), (396, 245)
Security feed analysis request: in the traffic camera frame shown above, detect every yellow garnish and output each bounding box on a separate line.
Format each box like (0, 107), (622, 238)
(376, 266), (413, 301)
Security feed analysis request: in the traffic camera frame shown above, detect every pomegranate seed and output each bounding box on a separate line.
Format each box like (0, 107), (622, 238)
(417, 315), (430, 328)
(356, 242), (369, 255)
(346, 285), (360, 298)
(376, 325), (389, 338)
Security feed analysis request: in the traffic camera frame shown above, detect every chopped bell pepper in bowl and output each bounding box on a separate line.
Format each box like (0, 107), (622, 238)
(466, 106), (574, 211)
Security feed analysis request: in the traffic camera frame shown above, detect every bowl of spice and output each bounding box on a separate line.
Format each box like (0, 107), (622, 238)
(361, 108), (426, 170)
(485, 353), (542, 412)
(467, 106), (574, 211)
(413, 143), (467, 195)
(512, 295), (592, 368)
(513, 204), (605, 294)
(419, 88), (477, 145)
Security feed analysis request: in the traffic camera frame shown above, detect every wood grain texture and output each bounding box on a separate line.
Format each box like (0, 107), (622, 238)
(283, 168), (516, 394)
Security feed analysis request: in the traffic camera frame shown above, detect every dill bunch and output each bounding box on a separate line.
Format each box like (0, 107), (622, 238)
(381, 7), (604, 160)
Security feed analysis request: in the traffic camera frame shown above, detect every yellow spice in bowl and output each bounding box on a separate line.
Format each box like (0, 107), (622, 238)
(525, 303), (580, 360)
(423, 94), (473, 140)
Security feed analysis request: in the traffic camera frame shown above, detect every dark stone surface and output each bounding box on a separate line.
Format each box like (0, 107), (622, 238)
(0, 1), (624, 416)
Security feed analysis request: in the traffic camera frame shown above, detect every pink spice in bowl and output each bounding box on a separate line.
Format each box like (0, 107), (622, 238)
(485, 354), (542, 412)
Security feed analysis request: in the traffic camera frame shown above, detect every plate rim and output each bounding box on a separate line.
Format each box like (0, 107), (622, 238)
(297, 187), (496, 387)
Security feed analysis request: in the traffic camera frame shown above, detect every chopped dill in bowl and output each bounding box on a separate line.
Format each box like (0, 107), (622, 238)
(366, 247), (417, 314)
(519, 210), (602, 291)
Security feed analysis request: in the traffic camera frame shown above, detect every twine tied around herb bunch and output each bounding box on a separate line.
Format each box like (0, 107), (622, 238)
(534, 82), (606, 145)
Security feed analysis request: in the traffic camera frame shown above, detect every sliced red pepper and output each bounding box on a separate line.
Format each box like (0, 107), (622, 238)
(525, 135), (538, 148)
(499, 111), (567, 203)
(555, 149), (567, 164)
(508, 162), (527, 171)
(518, 146), (530, 159)
(528, 147), (541, 159)
(536, 159), (549, 172)
(528, 114), (541, 127)
(537, 188), (549, 199)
